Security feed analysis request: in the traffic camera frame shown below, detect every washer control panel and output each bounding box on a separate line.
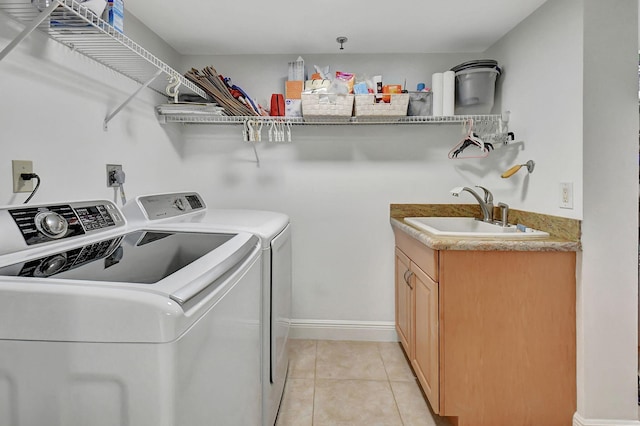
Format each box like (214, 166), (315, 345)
(9, 201), (125, 246)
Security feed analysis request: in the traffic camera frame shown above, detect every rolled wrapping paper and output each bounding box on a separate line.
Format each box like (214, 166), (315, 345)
(443, 70), (455, 116)
(431, 72), (444, 117)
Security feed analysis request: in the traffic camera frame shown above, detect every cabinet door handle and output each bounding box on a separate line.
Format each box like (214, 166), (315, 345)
(403, 270), (414, 288)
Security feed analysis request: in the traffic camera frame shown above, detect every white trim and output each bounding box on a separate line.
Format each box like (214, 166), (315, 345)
(573, 413), (640, 426)
(289, 319), (398, 342)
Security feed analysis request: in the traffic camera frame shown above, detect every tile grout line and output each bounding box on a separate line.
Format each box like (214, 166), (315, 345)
(378, 342), (392, 383)
(378, 342), (407, 426)
(311, 339), (317, 426)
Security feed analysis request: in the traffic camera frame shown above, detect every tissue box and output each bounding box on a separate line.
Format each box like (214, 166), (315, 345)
(354, 94), (409, 117)
(301, 93), (354, 118)
(285, 99), (302, 117)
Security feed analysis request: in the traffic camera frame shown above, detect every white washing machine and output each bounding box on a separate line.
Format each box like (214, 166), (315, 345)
(123, 192), (291, 426)
(0, 198), (263, 426)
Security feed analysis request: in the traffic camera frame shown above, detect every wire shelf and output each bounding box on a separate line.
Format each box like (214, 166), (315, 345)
(0, 0), (206, 99)
(158, 114), (504, 126)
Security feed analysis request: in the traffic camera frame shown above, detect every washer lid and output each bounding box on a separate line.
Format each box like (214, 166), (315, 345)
(0, 230), (260, 343)
(0, 230), (235, 284)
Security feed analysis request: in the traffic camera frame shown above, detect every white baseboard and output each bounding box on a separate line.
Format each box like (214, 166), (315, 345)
(573, 413), (640, 426)
(289, 319), (398, 342)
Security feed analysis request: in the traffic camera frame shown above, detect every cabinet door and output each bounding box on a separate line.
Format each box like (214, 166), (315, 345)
(412, 264), (439, 414)
(394, 248), (412, 357)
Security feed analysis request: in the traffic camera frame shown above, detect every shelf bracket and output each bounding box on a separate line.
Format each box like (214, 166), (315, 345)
(0, 0), (60, 63)
(103, 68), (164, 131)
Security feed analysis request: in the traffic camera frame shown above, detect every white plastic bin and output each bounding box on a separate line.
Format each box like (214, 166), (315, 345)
(454, 68), (500, 115)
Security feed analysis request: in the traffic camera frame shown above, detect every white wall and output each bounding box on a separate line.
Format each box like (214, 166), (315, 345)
(487, 0), (583, 219)
(0, 13), (189, 205)
(123, 13), (181, 67)
(580, 0), (638, 422)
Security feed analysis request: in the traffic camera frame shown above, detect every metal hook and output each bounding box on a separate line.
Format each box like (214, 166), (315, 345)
(166, 76), (181, 103)
(501, 160), (535, 178)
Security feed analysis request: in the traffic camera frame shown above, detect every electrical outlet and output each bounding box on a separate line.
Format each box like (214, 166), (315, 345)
(560, 182), (573, 209)
(12, 160), (33, 193)
(106, 164), (122, 187)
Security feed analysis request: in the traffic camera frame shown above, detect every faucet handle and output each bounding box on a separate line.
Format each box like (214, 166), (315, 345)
(497, 202), (509, 227)
(475, 185), (493, 203)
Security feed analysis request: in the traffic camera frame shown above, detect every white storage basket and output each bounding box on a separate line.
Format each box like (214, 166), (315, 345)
(301, 93), (354, 117)
(354, 94), (409, 117)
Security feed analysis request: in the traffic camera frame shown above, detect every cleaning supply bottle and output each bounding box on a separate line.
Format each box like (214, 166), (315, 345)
(103, 0), (124, 33)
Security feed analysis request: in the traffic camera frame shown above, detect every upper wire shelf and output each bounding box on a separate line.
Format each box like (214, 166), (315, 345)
(0, 0), (206, 99)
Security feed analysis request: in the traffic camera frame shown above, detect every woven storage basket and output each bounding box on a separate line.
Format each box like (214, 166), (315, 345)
(354, 94), (410, 117)
(301, 93), (354, 117)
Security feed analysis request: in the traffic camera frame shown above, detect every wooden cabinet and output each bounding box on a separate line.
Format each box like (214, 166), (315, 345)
(393, 227), (576, 426)
(394, 248), (412, 356)
(394, 230), (440, 413)
(412, 263), (439, 410)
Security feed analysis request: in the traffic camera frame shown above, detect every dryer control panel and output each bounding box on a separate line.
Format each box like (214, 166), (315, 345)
(134, 192), (206, 221)
(8, 201), (126, 246)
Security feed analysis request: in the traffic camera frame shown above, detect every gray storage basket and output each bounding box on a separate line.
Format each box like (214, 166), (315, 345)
(408, 92), (432, 116)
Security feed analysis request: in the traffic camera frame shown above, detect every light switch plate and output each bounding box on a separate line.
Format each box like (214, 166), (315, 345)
(12, 160), (33, 193)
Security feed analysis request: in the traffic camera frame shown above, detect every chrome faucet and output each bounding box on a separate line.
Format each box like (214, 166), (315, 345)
(450, 185), (494, 222)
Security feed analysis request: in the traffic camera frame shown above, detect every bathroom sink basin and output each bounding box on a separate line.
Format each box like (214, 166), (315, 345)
(404, 217), (549, 238)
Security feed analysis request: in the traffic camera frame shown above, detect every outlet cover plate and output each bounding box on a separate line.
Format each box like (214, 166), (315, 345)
(12, 160), (33, 193)
(106, 164), (122, 187)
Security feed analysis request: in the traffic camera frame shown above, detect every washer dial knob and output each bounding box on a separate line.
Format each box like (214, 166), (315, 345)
(35, 254), (68, 277)
(35, 211), (69, 239)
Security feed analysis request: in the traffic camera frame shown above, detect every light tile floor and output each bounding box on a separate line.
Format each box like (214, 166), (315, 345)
(276, 339), (450, 426)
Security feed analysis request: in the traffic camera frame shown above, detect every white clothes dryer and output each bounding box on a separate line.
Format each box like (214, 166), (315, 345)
(123, 192), (292, 426)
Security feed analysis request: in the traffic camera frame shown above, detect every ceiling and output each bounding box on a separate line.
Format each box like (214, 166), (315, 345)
(124, 0), (550, 55)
